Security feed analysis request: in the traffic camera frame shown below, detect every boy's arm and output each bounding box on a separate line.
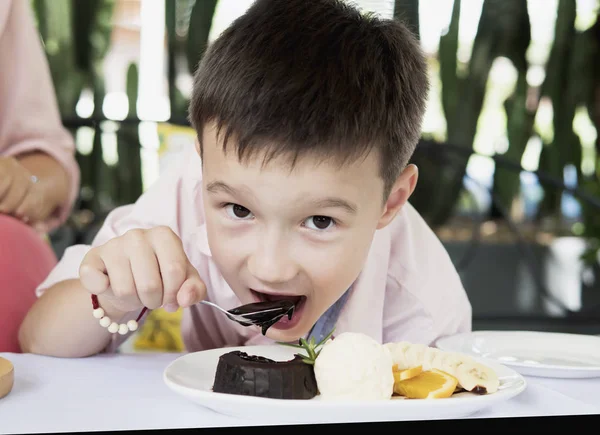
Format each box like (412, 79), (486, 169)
(18, 205), (150, 357)
(18, 278), (130, 357)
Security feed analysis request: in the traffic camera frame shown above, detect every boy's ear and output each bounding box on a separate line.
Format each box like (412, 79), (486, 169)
(376, 164), (418, 229)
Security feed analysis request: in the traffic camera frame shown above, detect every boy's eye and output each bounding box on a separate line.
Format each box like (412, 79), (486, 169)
(304, 216), (334, 231)
(225, 203), (253, 219)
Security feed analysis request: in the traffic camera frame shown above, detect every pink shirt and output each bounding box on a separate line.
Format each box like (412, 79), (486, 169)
(0, 0), (80, 229)
(36, 144), (472, 352)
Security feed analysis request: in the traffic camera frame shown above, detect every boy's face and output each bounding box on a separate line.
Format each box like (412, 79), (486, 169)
(199, 123), (417, 343)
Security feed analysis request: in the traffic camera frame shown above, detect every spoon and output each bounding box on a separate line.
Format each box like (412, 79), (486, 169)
(199, 299), (296, 335)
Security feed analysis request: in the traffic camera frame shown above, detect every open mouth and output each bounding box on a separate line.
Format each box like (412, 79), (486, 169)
(250, 289), (306, 330)
(251, 290), (304, 305)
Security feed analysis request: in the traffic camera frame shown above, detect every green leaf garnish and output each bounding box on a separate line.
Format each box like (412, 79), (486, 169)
(276, 328), (335, 365)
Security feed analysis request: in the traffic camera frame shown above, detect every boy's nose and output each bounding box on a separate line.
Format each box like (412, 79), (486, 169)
(246, 243), (298, 285)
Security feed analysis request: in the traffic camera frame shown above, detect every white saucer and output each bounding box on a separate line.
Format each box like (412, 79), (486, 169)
(435, 330), (600, 379)
(163, 344), (526, 424)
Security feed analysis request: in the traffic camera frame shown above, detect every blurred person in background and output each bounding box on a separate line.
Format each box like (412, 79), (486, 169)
(0, 0), (80, 352)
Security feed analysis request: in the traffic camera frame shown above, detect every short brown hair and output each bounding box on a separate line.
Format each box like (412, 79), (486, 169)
(189, 0), (429, 196)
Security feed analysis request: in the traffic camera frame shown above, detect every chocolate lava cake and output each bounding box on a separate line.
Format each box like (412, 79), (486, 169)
(212, 350), (318, 400)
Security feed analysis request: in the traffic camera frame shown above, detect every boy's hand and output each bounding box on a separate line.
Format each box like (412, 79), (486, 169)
(78, 226), (206, 314)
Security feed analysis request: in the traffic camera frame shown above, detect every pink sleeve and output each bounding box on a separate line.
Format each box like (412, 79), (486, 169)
(35, 144), (204, 296)
(381, 204), (472, 346)
(381, 275), (472, 346)
(0, 0), (80, 229)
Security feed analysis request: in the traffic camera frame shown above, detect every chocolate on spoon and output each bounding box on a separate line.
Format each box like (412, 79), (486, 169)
(200, 299), (297, 335)
(229, 299), (296, 335)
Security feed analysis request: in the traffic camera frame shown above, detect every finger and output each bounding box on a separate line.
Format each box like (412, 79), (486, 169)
(126, 232), (164, 310)
(79, 250), (110, 294)
(158, 262), (186, 312)
(88, 238), (136, 304)
(15, 187), (46, 223)
(0, 159), (15, 202)
(14, 198), (34, 223)
(33, 222), (50, 233)
(0, 175), (29, 215)
(102, 249), (141, 309)
(176, 262), (207, 308)
(0, 174), (12, 203)
(148, 226), (188, 308)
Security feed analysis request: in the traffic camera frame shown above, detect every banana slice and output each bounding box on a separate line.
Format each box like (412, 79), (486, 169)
(430, 347), (449, 371)
(384, 341), (412, 369)
(439, 352), (476, 378)
(404, 343), (428, 368)
(455, 361), (500, 394)
(421, 347), (443, 371)
(384, 341), (499, 395)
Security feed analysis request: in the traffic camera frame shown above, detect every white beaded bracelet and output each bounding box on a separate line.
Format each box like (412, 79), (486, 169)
(91, 295), (149, 335)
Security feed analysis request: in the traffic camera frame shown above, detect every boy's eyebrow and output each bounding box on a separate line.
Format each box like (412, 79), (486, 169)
(207, 180), (357, 215)
(308, 197), (357, 215)
(206, 181), (236, 195)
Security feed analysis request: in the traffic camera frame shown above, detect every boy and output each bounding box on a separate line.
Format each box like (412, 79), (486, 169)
(19, 0), (471, 358)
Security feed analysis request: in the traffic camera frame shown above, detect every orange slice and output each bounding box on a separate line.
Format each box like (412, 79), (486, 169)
(393, 369), (458, 399)
(393, 364), (423, 381)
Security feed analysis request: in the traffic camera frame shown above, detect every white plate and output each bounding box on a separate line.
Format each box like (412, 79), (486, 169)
(435, 330), (600, 379)
(163, 344), (526, 424)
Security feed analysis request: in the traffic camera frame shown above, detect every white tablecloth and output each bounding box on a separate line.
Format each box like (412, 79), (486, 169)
(1, 351), (599, 434)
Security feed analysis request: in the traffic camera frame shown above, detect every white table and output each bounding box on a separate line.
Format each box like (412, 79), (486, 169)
(1, 351), (599, 434)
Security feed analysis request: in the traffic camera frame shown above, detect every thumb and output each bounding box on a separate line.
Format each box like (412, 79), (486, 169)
(176, 262), (207, 308)
(79, 250), (110, 294)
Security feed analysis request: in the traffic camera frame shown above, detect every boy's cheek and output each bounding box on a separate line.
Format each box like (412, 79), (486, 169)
(310, 265), (356, 302)
(310, 247), (368, 304)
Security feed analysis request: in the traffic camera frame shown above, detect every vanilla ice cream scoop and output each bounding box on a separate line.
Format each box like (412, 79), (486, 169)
(313, 332), (394, 400)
